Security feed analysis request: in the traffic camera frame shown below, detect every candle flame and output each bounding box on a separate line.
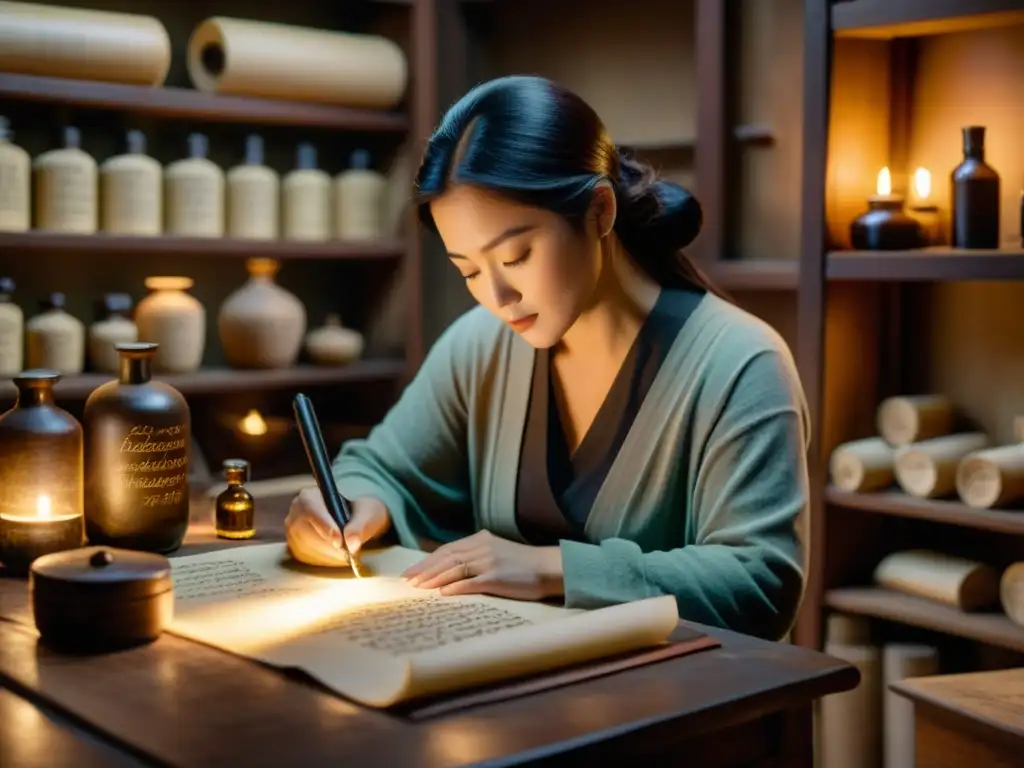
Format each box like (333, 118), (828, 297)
(913, 167), (931, 200)
(876, 167), (892, 196)
(36, 494), (52, 520)
(239, 409), (268, 436)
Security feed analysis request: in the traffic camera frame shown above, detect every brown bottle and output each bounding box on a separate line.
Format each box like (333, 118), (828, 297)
(951, 126), (1000, 249)
(0, 371), (85, 575)
(83, 342), (190, 553)
(216, 459), (255, 540)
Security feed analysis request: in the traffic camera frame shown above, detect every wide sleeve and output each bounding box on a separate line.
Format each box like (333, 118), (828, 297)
(558, 349), (810, 641)
(331, 317), (477, 550)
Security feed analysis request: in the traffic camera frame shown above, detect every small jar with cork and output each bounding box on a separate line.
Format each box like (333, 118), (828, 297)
(216, 458), (256, 540)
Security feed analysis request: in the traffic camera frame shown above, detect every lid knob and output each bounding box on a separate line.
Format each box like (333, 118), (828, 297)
(89, 549), (114, 568)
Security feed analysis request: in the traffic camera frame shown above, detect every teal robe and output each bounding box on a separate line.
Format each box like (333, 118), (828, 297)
(332, 293), (810, 641)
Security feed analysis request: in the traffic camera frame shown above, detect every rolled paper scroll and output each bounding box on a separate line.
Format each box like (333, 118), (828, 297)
(187, 17), (407, 109)
(876, 394), (954, 448)
(0, 1), (171, 86)
(830, 437), (896, 492)
(956, 443), (1024, 509)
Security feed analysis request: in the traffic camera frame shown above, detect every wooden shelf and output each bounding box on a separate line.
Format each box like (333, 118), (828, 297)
(825, 587), (1024, 653)
(825, 486), (1024, 535)
(0, 360), (406, 400)
(705, 259), (799, 290)
(619, 124), (775, 153)
(827, 248), (1024, 281)
(832, 0), (1024, 39)
(0, 232), (405, 261)
(0, 74), (409, 132)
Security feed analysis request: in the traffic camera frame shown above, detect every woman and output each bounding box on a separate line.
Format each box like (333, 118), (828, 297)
(286, 75), (810, 641)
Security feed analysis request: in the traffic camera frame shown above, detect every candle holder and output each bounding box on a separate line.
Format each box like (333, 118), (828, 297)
(0, 370), (85, 577)
(850, 167), (925, 251)
(851, 199), (925, 251)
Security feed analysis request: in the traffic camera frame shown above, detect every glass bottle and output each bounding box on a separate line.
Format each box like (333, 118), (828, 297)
(216, 459), (255, 540)
(83, 342), (190, 553)
(0, 370), (85, 576)
(951, 126), (1000, 249)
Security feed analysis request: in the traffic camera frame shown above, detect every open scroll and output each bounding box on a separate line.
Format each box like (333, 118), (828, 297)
(168, 543), (681, 708)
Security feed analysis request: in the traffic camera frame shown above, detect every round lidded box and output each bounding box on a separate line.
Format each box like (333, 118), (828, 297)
(30, 546), (173, 653)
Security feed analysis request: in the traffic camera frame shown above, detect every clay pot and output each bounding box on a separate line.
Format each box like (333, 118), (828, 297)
(304, 313), (364, 365)
(135, 277), (205, 374)
(25, 293), (85, 375)
(217, 258), (305, 369)
(88, 293), (138, 374)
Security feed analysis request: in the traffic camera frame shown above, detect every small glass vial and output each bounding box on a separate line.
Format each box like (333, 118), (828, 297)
(216, 459), (255, 540)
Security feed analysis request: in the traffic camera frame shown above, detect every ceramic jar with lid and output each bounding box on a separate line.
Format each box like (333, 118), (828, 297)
(304, 314), (364, 365)
(88, 292), (138, 374)
(26, 292), (85, 374)
(135, 276), (205, 374)
(218, 258), (306, 369)
(30, 546), (173, 652)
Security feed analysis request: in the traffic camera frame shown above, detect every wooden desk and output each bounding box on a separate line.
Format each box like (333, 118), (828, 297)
(0, 495), (859, 767)
(891, 668), (1024, 768)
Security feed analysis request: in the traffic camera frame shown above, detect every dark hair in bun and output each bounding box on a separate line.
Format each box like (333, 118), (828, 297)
(414, 75), (725, 297)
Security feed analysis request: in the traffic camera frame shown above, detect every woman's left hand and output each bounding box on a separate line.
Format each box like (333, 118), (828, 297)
(402, 530), (564, 601)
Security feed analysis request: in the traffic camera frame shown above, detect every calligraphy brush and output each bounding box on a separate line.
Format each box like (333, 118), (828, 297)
(292, 393), (368, 578)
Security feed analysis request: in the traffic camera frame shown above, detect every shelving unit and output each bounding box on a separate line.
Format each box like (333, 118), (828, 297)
(619, 123), (775, 153)
(831, 0), (1024, 39)
(0, 231), (405, 261)
(794, 0), (1024, 657)
(0, 0), (441, 472)
(0, 73), (410, 131)
(0, 360), (405, 401)
(828, 248), (1024, 281)
(824, 487), (1024, 536)
(0, 1), (440, 369)
(825, 587), (1024, 653)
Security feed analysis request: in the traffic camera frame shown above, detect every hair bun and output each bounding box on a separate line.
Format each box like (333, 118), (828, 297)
(613, 153), (702, 254)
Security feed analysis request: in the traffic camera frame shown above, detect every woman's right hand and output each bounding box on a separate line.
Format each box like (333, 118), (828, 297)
(284, 488), (391, 567)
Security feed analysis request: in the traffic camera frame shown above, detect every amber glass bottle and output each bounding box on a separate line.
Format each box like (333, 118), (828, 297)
(83, 342), (190, 553)
(216, 459), (255, 540)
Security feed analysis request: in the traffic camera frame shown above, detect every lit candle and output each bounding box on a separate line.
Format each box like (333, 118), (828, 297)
(909, 166), (940, 245)
(239, 409), (269, 437)
(0, 493), (84, 577)
(0, 370), (85, 577)
(850, 166), (925, 251)
(871, 166), (899, 203)
(230, 407), (290, 459)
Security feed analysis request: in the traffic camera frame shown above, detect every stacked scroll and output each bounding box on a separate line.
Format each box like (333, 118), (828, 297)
(829, 396), (1024, 510)
(0, 2), (408, 108)
(828, 399), (1024, 630)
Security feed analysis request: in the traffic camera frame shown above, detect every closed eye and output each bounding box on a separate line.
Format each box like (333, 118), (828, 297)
(503, 248), (532, 268)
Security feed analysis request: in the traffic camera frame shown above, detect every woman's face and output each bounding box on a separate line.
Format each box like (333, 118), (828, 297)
(429, 184), (608, 349)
